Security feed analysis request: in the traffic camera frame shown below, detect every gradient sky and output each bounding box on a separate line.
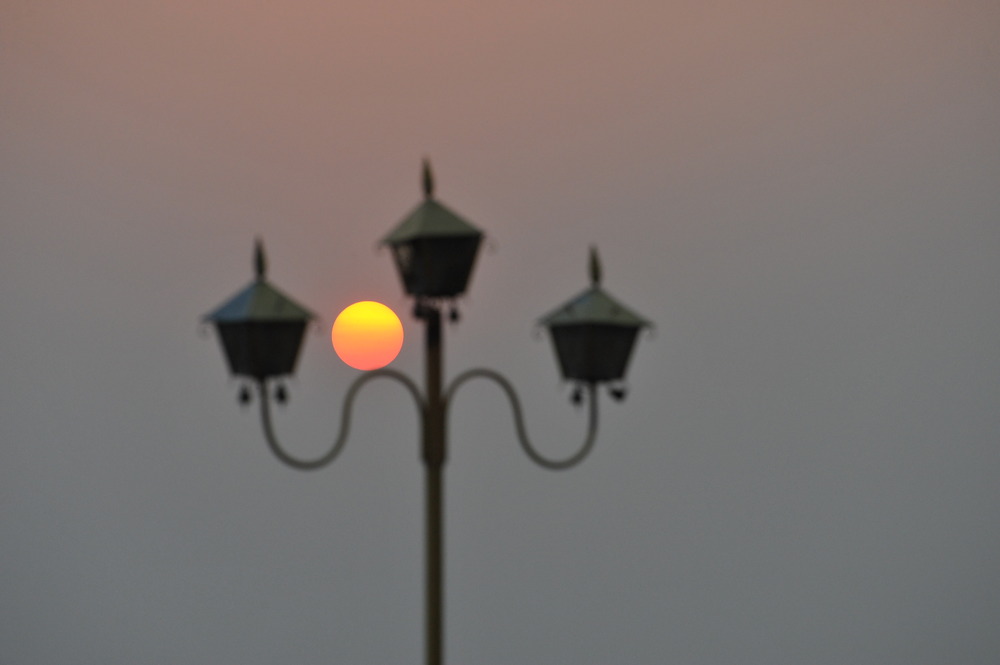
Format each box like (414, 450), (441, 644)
(3, 2), (999, 663)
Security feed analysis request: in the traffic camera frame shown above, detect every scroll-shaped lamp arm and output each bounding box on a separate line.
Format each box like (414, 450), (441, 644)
(256, 369), (425, 471)
(445, 368), (598, 470)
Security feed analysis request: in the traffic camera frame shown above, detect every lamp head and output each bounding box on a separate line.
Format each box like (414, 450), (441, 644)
(539, 246), (650, 385)
(203, 239), (314, 381)
(382, 160), (484, 302)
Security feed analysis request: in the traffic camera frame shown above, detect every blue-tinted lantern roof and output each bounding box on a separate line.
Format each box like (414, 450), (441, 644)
(539, 247), (650, 328)
(203, 240), (314, 323)
(539, 285), (650, 328)
(382, 159), (482, 245)
(382, 198), (482, 244)
(204, 279), (314, 323)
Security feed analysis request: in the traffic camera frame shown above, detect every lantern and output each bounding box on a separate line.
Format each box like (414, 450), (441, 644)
(539, 248), (650, 384)
(204, 240), (314, 381)
(382, 160), (483, 300)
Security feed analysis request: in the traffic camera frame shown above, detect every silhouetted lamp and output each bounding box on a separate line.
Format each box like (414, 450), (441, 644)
(203, 239), (314, 384)
(202, 162), (652, 665)
(540, 247), (650, 399)
(382, 160), (483, 301)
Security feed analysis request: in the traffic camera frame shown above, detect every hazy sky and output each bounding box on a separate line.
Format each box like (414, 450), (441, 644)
(3, 2), (999, 663)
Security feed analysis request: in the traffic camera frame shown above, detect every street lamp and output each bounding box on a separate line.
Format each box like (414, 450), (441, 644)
(203, 161), (650, 665)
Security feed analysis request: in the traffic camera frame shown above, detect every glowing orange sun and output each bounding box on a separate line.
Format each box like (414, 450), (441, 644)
(331, 301), (404, 370)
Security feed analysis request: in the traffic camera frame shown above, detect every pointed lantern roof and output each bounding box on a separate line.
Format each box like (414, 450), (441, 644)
(539, 247), (650, 328)
(382, 159), (482, 245)
(204, 239), (314, 324)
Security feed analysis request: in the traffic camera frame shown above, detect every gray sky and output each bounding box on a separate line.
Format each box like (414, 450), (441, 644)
(3, 1), (998, 663)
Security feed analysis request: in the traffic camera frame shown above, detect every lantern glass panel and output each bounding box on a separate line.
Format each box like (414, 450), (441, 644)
(216, 320), (308, 380)
(391, 236), (481, 298)
(547, 324), (640, 383)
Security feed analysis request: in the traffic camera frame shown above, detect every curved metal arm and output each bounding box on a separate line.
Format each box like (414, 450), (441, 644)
(445, 368), (599, 470)
(257, 369), (425, 471)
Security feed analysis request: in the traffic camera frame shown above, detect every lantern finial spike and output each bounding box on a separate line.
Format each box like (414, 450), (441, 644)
(422, 157), (435, 200)
(254, 237), (267, 280)
(589, 245), (602, 286)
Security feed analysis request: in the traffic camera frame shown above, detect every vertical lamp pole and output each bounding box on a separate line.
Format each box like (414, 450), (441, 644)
(203, 161), (650, 665)
(423, 305), (445, 665)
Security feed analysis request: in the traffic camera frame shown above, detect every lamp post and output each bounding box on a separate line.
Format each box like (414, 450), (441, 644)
(203, 161), (650, 665)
